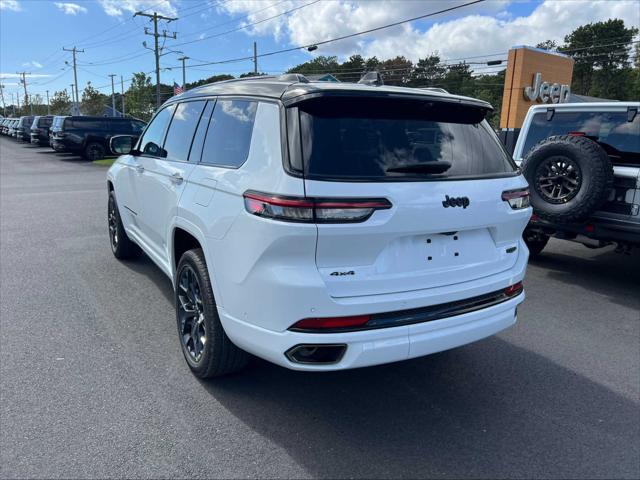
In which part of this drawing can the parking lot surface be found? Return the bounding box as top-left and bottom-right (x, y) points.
(1, 137), (639, 479)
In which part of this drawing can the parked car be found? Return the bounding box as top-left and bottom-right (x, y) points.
(0, 118), (13, 135)
(49, 115), (68, 149)
(8, 119), (20, 138)
(30, 115), (54, 145)
(514, 102), (639, 255)
(51, 116), (147, 159)
(15, 116), (34, 141)
(106, 74), (531, 377)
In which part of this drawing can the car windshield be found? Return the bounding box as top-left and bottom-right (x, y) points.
(522, 110), (640, 166)
(296, 96), (516, 181)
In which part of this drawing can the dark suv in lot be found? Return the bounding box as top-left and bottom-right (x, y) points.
(16, 116), (35, 141)
(51, 116), (146, 159)
(30, 115), (54, 145)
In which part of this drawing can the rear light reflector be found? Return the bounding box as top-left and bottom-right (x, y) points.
(502, 188), (530, 210)
(290, 315), (371, 331)
(504, 281), (523, 297)
(243, 191), (391, 223)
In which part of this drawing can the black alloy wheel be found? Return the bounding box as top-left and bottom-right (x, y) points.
(177, 265), (207, 364)
(534, 155), (582, 204)
(108, 194), (119, 251)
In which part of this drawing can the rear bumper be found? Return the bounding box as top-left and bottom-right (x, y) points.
(219, 291), (522, 371)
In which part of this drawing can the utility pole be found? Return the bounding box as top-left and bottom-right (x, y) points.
(70, 84), (75, 107)
(17, 71), (32, 115)
(16, 91), (20, 112)
(135, 11), (177, 108)
(177, 56), (189, 90)
(120, 75), (125, 117)
(108, 74), (117, 116)
(46, 90), (50, 115)
(253, 41), (258, 74)
(63, 46), (84, 114)
(0, 83), (6, 114)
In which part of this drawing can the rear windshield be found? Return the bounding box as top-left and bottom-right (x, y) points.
(522, 110), (640, 165)
(296, 97), (515, 181)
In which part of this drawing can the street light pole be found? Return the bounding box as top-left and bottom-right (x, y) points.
(177, 56), (189, 90)
(46, 90), (50, 115)
(63, 47), (84, 113)
(120, 76), (125, 117)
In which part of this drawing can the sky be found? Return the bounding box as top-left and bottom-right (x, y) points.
(0, 0), (638, 103)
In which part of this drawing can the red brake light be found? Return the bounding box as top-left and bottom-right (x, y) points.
(568, 131), (586, 136)
(290, 315), (371, 331)
(502, 188), (530, 210)
(243, 191), (391, 223)
(504, 281), (523, 297)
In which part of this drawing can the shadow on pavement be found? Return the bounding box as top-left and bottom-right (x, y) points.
(202, 339), (639, 479)
(529, 245), (640, 311)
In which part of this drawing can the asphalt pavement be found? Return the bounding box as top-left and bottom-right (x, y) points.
(1, 137), (639, 479)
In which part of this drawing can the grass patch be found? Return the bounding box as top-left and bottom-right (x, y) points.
(93, 157), (116, 167)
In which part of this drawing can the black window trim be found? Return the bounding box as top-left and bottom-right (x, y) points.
(136, 104), (176, 160)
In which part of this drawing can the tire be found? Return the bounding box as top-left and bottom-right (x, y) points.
(523, 228), (549, 257)
(521, 135), (613, 223)
(84, 142), (106, 161)
(175, 249), (248, 378)
(108, 191), (140, 259)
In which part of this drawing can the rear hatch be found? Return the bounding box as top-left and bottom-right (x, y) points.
(295, 96), (528, 298)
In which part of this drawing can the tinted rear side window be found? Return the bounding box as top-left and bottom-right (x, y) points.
(522, 111), (640, 164)
(297, 97), (514, 181)
(200, 100), (258, 168)
(163, 101), (207, 162)
(66, 119), (104, 130)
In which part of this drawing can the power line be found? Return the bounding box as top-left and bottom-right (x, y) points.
(171, 0), (487, 69)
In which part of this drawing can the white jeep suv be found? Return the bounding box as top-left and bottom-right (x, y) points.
(107, 75), (531, 377)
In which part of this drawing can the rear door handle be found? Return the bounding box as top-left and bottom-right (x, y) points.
(170, 172), (184, 184)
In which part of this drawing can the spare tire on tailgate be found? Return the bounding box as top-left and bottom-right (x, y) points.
(521, 135), (614, 223)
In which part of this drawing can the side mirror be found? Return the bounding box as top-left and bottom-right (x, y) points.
(110, 135), (138, 155)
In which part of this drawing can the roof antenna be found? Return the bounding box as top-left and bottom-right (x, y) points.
(358, 71), (384, 86)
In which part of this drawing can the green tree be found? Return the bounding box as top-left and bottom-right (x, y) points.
(536, 40), (558, 51)
(378, 56), (413, 86)
(409, 54), (446, 86)
(125, 72), (155, 121)
(186, 74), (234, 89)
(562, 19), (638, 98)
(81, 82), (108, 116)
(288, 55), (340, 76)
(49, 89), (71, 115)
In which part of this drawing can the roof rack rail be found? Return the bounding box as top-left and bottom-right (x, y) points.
(420, 87), (449, 94)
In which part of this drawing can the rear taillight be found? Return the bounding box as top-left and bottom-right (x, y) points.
(504, 281), (523, 297)
(289, 315), (371, 332)
(243, 191), (391, 223)
(502, 188), (530, 209)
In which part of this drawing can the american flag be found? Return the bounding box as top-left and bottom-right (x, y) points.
(173, 82), (184, 95)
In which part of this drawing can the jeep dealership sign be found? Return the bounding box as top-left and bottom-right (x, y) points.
(524, 72), (571, 104)
(500, 46), (575, 130)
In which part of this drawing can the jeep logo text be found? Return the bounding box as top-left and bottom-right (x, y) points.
(442, 195), (470, 209)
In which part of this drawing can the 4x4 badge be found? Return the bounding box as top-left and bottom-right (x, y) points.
(442, 195), (470, 209)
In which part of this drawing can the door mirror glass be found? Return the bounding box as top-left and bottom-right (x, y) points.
(110, 135), (136, 155)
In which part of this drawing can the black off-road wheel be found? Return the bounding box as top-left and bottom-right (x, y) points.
(175, 249), (248, 378)
(84, 142), (106, 161)
(521, 135), (613, 223)
(108, 191), (140, 259)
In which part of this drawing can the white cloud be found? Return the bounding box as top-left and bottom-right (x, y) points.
(22, 61), (44, 69)
(0, 73), (52, 79)
(54, 2), (88, 15)
(218, 0), (639, 65)
(0, 0), (21, 11)
(98, 0), (177, 17)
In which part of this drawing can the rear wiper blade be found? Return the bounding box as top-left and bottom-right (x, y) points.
(386, 161), (452, 174)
